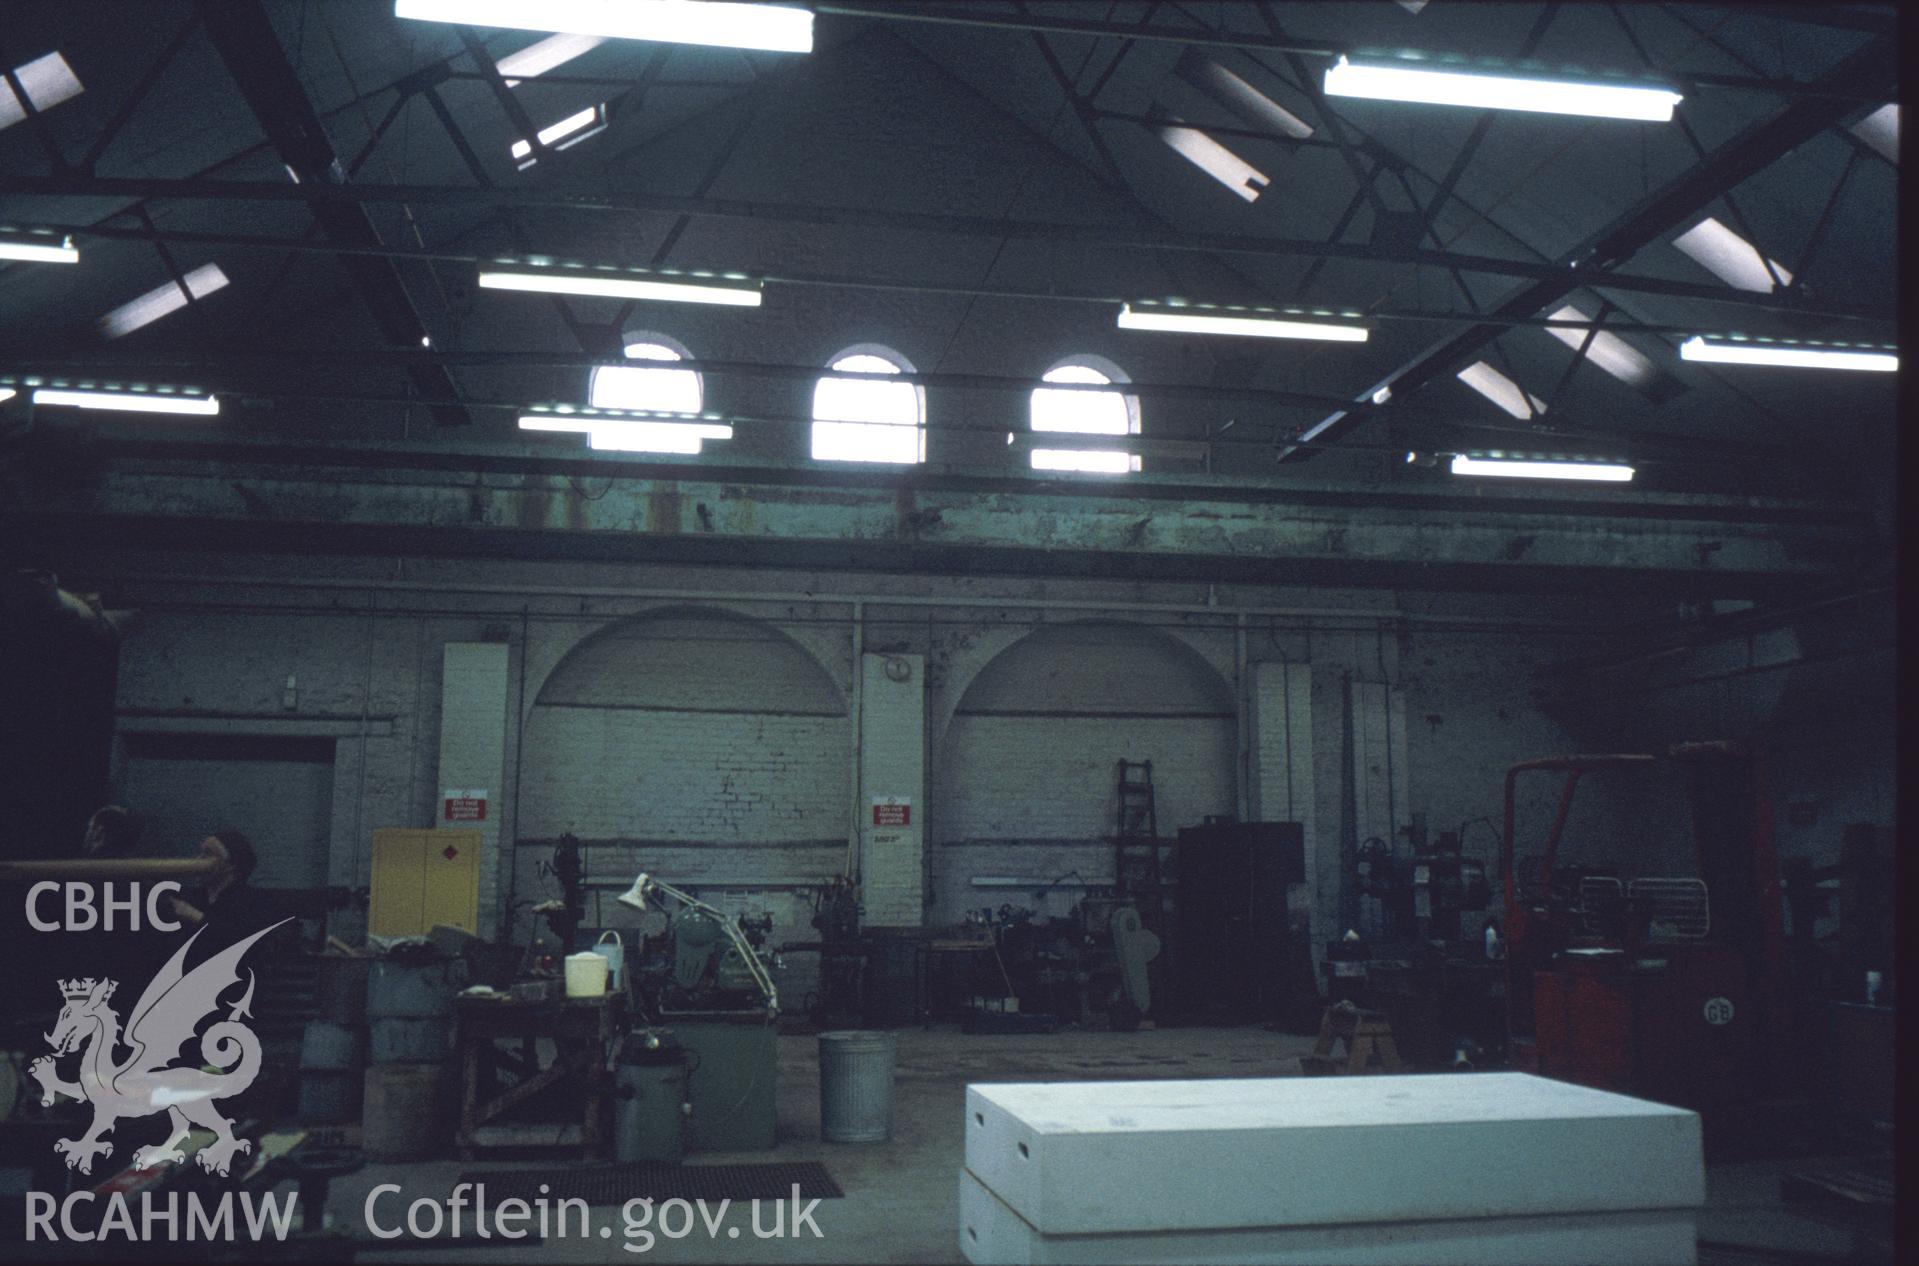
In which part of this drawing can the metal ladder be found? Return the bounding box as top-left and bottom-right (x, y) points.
(1114, 760), (1165, 929)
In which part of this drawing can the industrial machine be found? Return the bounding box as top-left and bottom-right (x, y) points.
(617, 874), (778, 1017)
(1352, 830), (1491, 947)
(1324, 828), (1503, 1065)
(1501, 742), (1792, 1127)
(615, 874), (778, 1152)
(921, 897), (1157, 1031)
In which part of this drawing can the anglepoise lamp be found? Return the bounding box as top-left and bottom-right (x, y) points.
(618, 873), (779, 1012)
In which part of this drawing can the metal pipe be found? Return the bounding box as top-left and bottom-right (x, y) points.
(84, 571), (1423, 625)
(0, 856), (221, 882)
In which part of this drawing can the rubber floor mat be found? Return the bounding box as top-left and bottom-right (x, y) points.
(454, 1161), (843, 1206)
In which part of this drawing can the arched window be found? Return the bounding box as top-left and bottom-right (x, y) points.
(811, 345), (925, 464)
(1029, 356), (1141, 474)
(574, 334), (727, 454)
(590, 336), (702, 413)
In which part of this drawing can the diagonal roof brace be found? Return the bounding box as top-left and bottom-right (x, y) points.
(194, 0), (470, 425)
(1281, 34), (1897, 462)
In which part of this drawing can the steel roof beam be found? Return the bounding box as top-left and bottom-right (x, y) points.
(3, 170), (1889, 320)
(1281, 34), (1897, 461)
(193, 0), (470, 425)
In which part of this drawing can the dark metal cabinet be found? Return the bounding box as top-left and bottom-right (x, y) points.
(1169, 821), (1308, 1025)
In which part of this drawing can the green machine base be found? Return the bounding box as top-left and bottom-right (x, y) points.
(670, 1016), (778, 1152)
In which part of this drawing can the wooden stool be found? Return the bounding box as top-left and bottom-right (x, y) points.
(1301, 1004), (1402, 1074)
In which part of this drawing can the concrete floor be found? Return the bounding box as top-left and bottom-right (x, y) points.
(332, 1026), (1866, 1264)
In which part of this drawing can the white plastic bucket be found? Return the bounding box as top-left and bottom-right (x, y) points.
(592, 930), (625, 990)
(565, 951), (609, 998)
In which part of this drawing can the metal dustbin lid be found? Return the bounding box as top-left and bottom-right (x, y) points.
(818, 1030), (896, 1048)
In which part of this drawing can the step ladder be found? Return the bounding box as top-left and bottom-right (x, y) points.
(1114, 760), (1165, 930)
(1301, 1003), (1402, 1075)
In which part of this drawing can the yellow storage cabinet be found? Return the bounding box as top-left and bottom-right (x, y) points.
(369, 828), (481, 937)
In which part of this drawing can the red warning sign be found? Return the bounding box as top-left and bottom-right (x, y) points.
(443, 788), (487, 821)
(871, 798), (910, 828)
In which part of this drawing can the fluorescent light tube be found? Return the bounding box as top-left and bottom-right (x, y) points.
(1678, 336), (1896, 373)
(0, 388), (15, 404)
(1156, 120), (1269, 201)
(518, 409), (730, 454)
(0, 232), (78, 264)
(1324, 55), (1681, 122)
(479, 262), (761, 306)
(1119, 302), (1368, 342)
(1451, 455), (1633, 482)
(395, 0), (813, 54)
(98, 263), (230, 339)
(34, 387), (220, 416)
(510, 103), (607, 166)
(497, 32), (606, 84)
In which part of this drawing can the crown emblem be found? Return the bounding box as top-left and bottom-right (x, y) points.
(60, 978), (112, 1000)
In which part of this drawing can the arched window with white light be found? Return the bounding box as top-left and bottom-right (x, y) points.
(1028, 356), (1141, 474)
(810, 345), (926, 464)
(591, 335), (702, 412)
(558, 333), (729, 455)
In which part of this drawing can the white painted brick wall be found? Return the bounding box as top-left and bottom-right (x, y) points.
(438, 643), (510, 927)
(512, 609), (851, 979)
(939, 716), (1235, 842)
(519, 709), (848, 842)
(858, 652), (926, 927)
(103, 565), (1699, 977)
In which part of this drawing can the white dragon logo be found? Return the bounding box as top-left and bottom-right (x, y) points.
(27, 919), (291, 1177)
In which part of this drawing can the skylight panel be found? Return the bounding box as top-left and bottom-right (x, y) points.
(98, 263), (230, 339)
(0, 52), (83, 133)
(811, 352), (925, 464)
(1542, 304), (1655, 387)
(510, 103), (608, 167)
(1156, 120), (1269, 202)
(589, 341), (702, 413)
(496, 32), (606, 85)
(1174, 53), (1313, 139)
(1672, 217), (1791, 293)
(1851, 104), (1898, 164)
(1457, 360), (1546, 419)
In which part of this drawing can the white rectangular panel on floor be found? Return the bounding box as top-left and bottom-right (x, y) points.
(965, 1073), (1702, 1235)
(960, 1168), (1697, 1266)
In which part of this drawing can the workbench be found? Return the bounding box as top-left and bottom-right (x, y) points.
(455, 992), (623, 1159)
